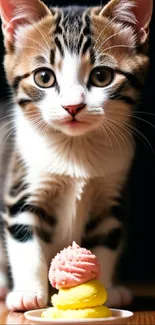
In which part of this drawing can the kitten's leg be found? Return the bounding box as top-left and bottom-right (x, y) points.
(2, 205), (54, 311)
(83, 213), (132, 308)
(92, 246), (132, 308)
(0, 235), (8, 300)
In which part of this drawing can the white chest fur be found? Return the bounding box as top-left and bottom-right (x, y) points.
(16, 111), (133, 179)
(15, 111), (134, 242)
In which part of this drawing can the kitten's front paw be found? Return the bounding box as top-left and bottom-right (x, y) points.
(105, 286), (133, 308)
(0, 271), (8, 300)
(6, 290), (48, 311)
(0, 287), (8, 301)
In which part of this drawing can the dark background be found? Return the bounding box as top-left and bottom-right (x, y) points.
(0, 0), (155, 284)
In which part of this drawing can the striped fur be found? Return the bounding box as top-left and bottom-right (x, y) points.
(0, 0), (153, 311)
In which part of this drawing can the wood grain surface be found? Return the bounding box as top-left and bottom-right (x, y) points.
(1, 303), (155, 325)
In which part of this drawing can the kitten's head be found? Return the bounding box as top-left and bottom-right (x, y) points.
(0, 0), (153, 137)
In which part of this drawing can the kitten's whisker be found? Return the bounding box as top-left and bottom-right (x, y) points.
(104, 119), (129, 154)
(28, 116), (47, 134)
(102, 121), (124, 154)
(2, 126), (16, 147)
(107, 119), (132, 142)
(125, 124), (154, 150)
(0, 96), (14, 105)
(110, 111), (155, 130)
(37, 120), (47, 134)
(0, 114), (16, 123)
(133, 111), (155, 117)
(19, 35), (48, 54)
(130, 115), (155, 130)
(0, 120), (14, 132)
(95, 29), (129, 55)
(97, 122), (113, 149)
(94, 16), (117, 46)
(19, 53), (36, 63)
(105, 116), (132, 136)
(1, 101), (15, 109)
(40, 123), (47, 136)
(19, 45), (48, 54)
(109, 110), (155, 118)
(34, 22), (51, 50)
(107, 117), (155, 155)
(95, 44), (136, 57)
(103, 44), (136, 52)
(28, 117), (42, 126)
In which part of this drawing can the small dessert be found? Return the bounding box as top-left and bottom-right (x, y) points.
(42, 242), (112, 319)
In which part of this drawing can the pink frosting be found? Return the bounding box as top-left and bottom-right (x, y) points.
(49, 242), (100, 289)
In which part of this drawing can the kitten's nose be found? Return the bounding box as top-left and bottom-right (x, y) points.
(62, 103), (85, 116)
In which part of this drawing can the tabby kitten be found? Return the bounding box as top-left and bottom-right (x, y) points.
(0, 0), (153, 311)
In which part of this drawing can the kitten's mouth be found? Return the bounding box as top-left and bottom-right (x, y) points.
(53, 114), (96, 136)
(64, 118), (80, 127)
(60, 116), (81, 125)
(56, 115), (90, 131)
(65, 117), (88, 127)
(69, 117), (79, 123)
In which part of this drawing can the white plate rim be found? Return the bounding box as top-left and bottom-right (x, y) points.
(24, 308), (133, 323)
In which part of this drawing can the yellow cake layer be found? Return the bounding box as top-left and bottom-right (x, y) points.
(52, 279), (107, 310)
(42, 306), (112, 319)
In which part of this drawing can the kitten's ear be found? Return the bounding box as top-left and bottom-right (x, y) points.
(100, 0), (153, 43)
(0, 0), (50, 49)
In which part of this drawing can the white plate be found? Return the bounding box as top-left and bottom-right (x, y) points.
(24, 308), (133, 325)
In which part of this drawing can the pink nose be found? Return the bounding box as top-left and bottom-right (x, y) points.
(62, 103), (85, 116)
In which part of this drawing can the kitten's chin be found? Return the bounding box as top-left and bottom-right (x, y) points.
(50, 119), (97, 137)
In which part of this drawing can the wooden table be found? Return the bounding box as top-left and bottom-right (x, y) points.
(1, 302), (155, 325)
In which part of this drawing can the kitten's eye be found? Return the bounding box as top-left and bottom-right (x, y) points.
(34, 68), (56, 88)
(89, 67), (114, 87)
